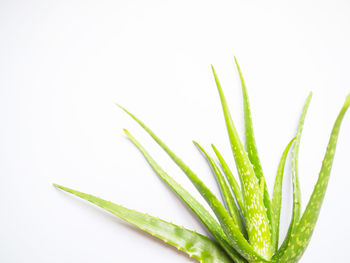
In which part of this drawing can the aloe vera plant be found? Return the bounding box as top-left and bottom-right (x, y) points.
(55, 59), (350, 263)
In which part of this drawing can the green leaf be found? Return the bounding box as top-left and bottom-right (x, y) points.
(54, 184), (233, 263)
(124, 129), (247, 263)
(119, 106), (267, 262)
(193, 141), (247, 238)
(211, 144), (244, 214)
(271, 137), (295, 252)
(212, 65), (272, 259)
(234, 58), (274, 245)
(234, 57), (264, 192)
(278, 94), (350, 262)
(274, 92), (312, 259)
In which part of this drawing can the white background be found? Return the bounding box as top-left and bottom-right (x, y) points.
(1, 0), (350, 262)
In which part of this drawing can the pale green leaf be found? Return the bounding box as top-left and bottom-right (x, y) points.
(54, 184), (233, 263)
(271, 137), (295, 252)
(119, 106), (267, 262)
(124, 129), (246, 263)
(274, 92), (312, 259)
(212, 65), (272, 259)
(234, 57), (273, 243)
(278, 94), (350, 262)
(211, 144), (244, 214)
(193, 141), (247, 238)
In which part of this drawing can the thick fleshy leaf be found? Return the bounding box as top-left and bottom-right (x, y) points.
(119, 106), (268, 262)
(212, 65), (272, 259)
(124, 130), (246, 263)
(193, 141), (247, 238)
(274, 92), (312, 259)
(271, 137), (295, 252)
(278, 94), (350, 262)
(54, 184), (233, 263)
(234, 58), (273, 242)
(211, 144), (244, 213)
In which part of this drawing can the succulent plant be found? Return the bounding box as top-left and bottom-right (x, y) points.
(55, 58), (350, 263)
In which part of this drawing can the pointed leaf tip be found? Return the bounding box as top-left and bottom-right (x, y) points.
(124, 132), (247, 263)
(271, 137), (296, 252)
(116, 103), (124, 110)
(54, 183), (66, 190)
(211, 65), (217, 74)
(121, 108), (264, 262)
(57, 185), (234, 263)
(277, 92), (350, 262)
(117, 104), (132, 116)
(275, 92), (313, 259)
(194, 141), (248, 240)
(234, 57), (239, 67)
(345, 93), (350, 106)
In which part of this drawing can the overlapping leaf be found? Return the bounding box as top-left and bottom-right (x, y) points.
(277, 94), (350, 262)
(212, 65), (272, 259)
(124, 129), (246, 263)
(194, 141), (247, 238)
(54, 61), (349, 263)
(274, 93), (312, 260)
(119, 106), (267, 262)
(211, 144), (244, 214)
(234, 58), (273, 236)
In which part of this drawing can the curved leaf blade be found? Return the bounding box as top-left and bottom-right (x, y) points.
(124, 129), (247, 263)
(234, 57), (273, 242)
(234, 57), (264, 182)
(54, 184), (233, 263)
(119, 106), (267, 262)
(212, 65), (272, 259)
(211, 144), (244, 214)
(278, 94), (350, 262)
(194, 141), (247, 238)
(271, 137), (295, 252)
(274, 92), (312, 259)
